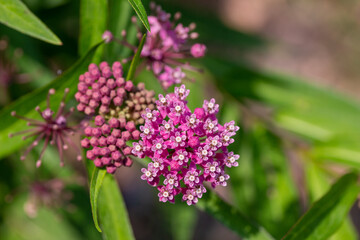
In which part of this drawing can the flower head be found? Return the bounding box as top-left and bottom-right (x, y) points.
(9, 88), (82, 167)
(121, 3), (206, 89)
(133, 84), (240, 205)
(77, 62), (156, 173)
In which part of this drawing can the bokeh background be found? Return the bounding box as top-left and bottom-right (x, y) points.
(1, 0), (360, 239)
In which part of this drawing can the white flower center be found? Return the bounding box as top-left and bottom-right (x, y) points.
(156, 143), (162, 149)
(144, 128), (150, 134)
(168, 179), (174, 184)
(145, 171), (151, 177)
(188, 195), (194, 200)
(164, 123), (170, 129)
(229, 125), (234, 130)
(135, 145), (141, 151)
(224, 135), (230, 141)
(208, 123), (214, 129)
(189, 175), (195, 181)
(179, 88), (185, 93)
(202, 150), (208, 156)
(229, 157), (235, 163)
(154, 162), (159, 168)
(210, 166), (216, 172)
(208, 102), (214, 108)
(178, 154), (184, 160)
(219, 176), (225, 182)
(146, 112), (152, 118)
(190, 118), (195, 124)
(163, 191), (169, 198)
(175, 136), (182, 142)
(211, 140), (217, 146)
(175, 105), (181, 112)
(196, 188), (201, 194)
(160, 98), (166, 103)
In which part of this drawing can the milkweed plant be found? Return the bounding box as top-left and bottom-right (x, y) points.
(1, 1), (360, 240)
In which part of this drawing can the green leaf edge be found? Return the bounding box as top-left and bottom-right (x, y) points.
(282, 172), (360, 240)
(90, 167), (107, 232)
(127, 0), (151, 32)
(126, 33), (147, 81)
(0, 0), (62, 45)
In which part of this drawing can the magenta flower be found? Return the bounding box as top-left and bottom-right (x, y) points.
(77, 62), (156, 173)
(120, 3), (207, 89)
(133, 84), (240, 205)
(9, 88), (82, 167)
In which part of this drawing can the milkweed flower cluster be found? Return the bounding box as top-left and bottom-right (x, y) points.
(132, 85), (240, 205)
(9, 88), (82, 167)
(76, 62), (156, 173)
(121, 3), (206, 89)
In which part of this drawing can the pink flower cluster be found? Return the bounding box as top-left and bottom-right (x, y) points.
(123, 3), (206, 89)
(81, 115), (137, 174)
(132, 85), (239, 205)
(76, 62), (156, 173)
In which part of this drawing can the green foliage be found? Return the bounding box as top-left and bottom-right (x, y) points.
(282, 172), (360, 240)
(89, 167), (107, 232)
(0, 0), (62, 45)
(79, 0), (107, 62)
(126, 33), (146, 81)
(197, 190), (274, 240)
(127, 0), (150, 32)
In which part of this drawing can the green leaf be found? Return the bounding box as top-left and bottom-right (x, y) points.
(126, 33), (146, 81)
(98, 173), (135, 239)
(197, 190), (274, 240)
(282, 172), (360, 240)
(0, 0), (62, 45)
(127, 0), (150, 32)
(0, 42), (103, 159)
(89, 167), (107, 232)
(79, 0), (107, 62)
(85, 160), (135, 239)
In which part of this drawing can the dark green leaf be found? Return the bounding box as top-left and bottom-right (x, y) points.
(126, 33), (146, 81)
(197, 190), (274, 240)
(0, 42), (103, 159)
(282, 172), (360, 240)
(89, 167), (107, 232)
(0, 0), (62, 45)
(127, 0), (150, 32)
(85, 160), (135, 239)
(79, 0), (107, 62)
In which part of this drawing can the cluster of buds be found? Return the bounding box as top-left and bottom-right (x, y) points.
(120, 3), (206, 89)
(132, 85), (239, 205)
(76, 62), (156, 173)
(9, 88), (82, 167)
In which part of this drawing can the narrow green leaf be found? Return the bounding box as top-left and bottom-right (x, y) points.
(197, 190), (274, 240)
(0, 0), (62, 45)
(79, 0), (107, 62)
(126, 33), (146, 81)
(0, 42), (103, 159)
(127, 0), (150, 32)
(282, 172), (360, 240)
(89, 167), (107, 232)
(98, 174), (135, 240)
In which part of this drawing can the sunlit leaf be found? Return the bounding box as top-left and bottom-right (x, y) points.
(127, 0), (150, 32)
(0, 0), (62, 45)
(282, 172), (360, 240)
